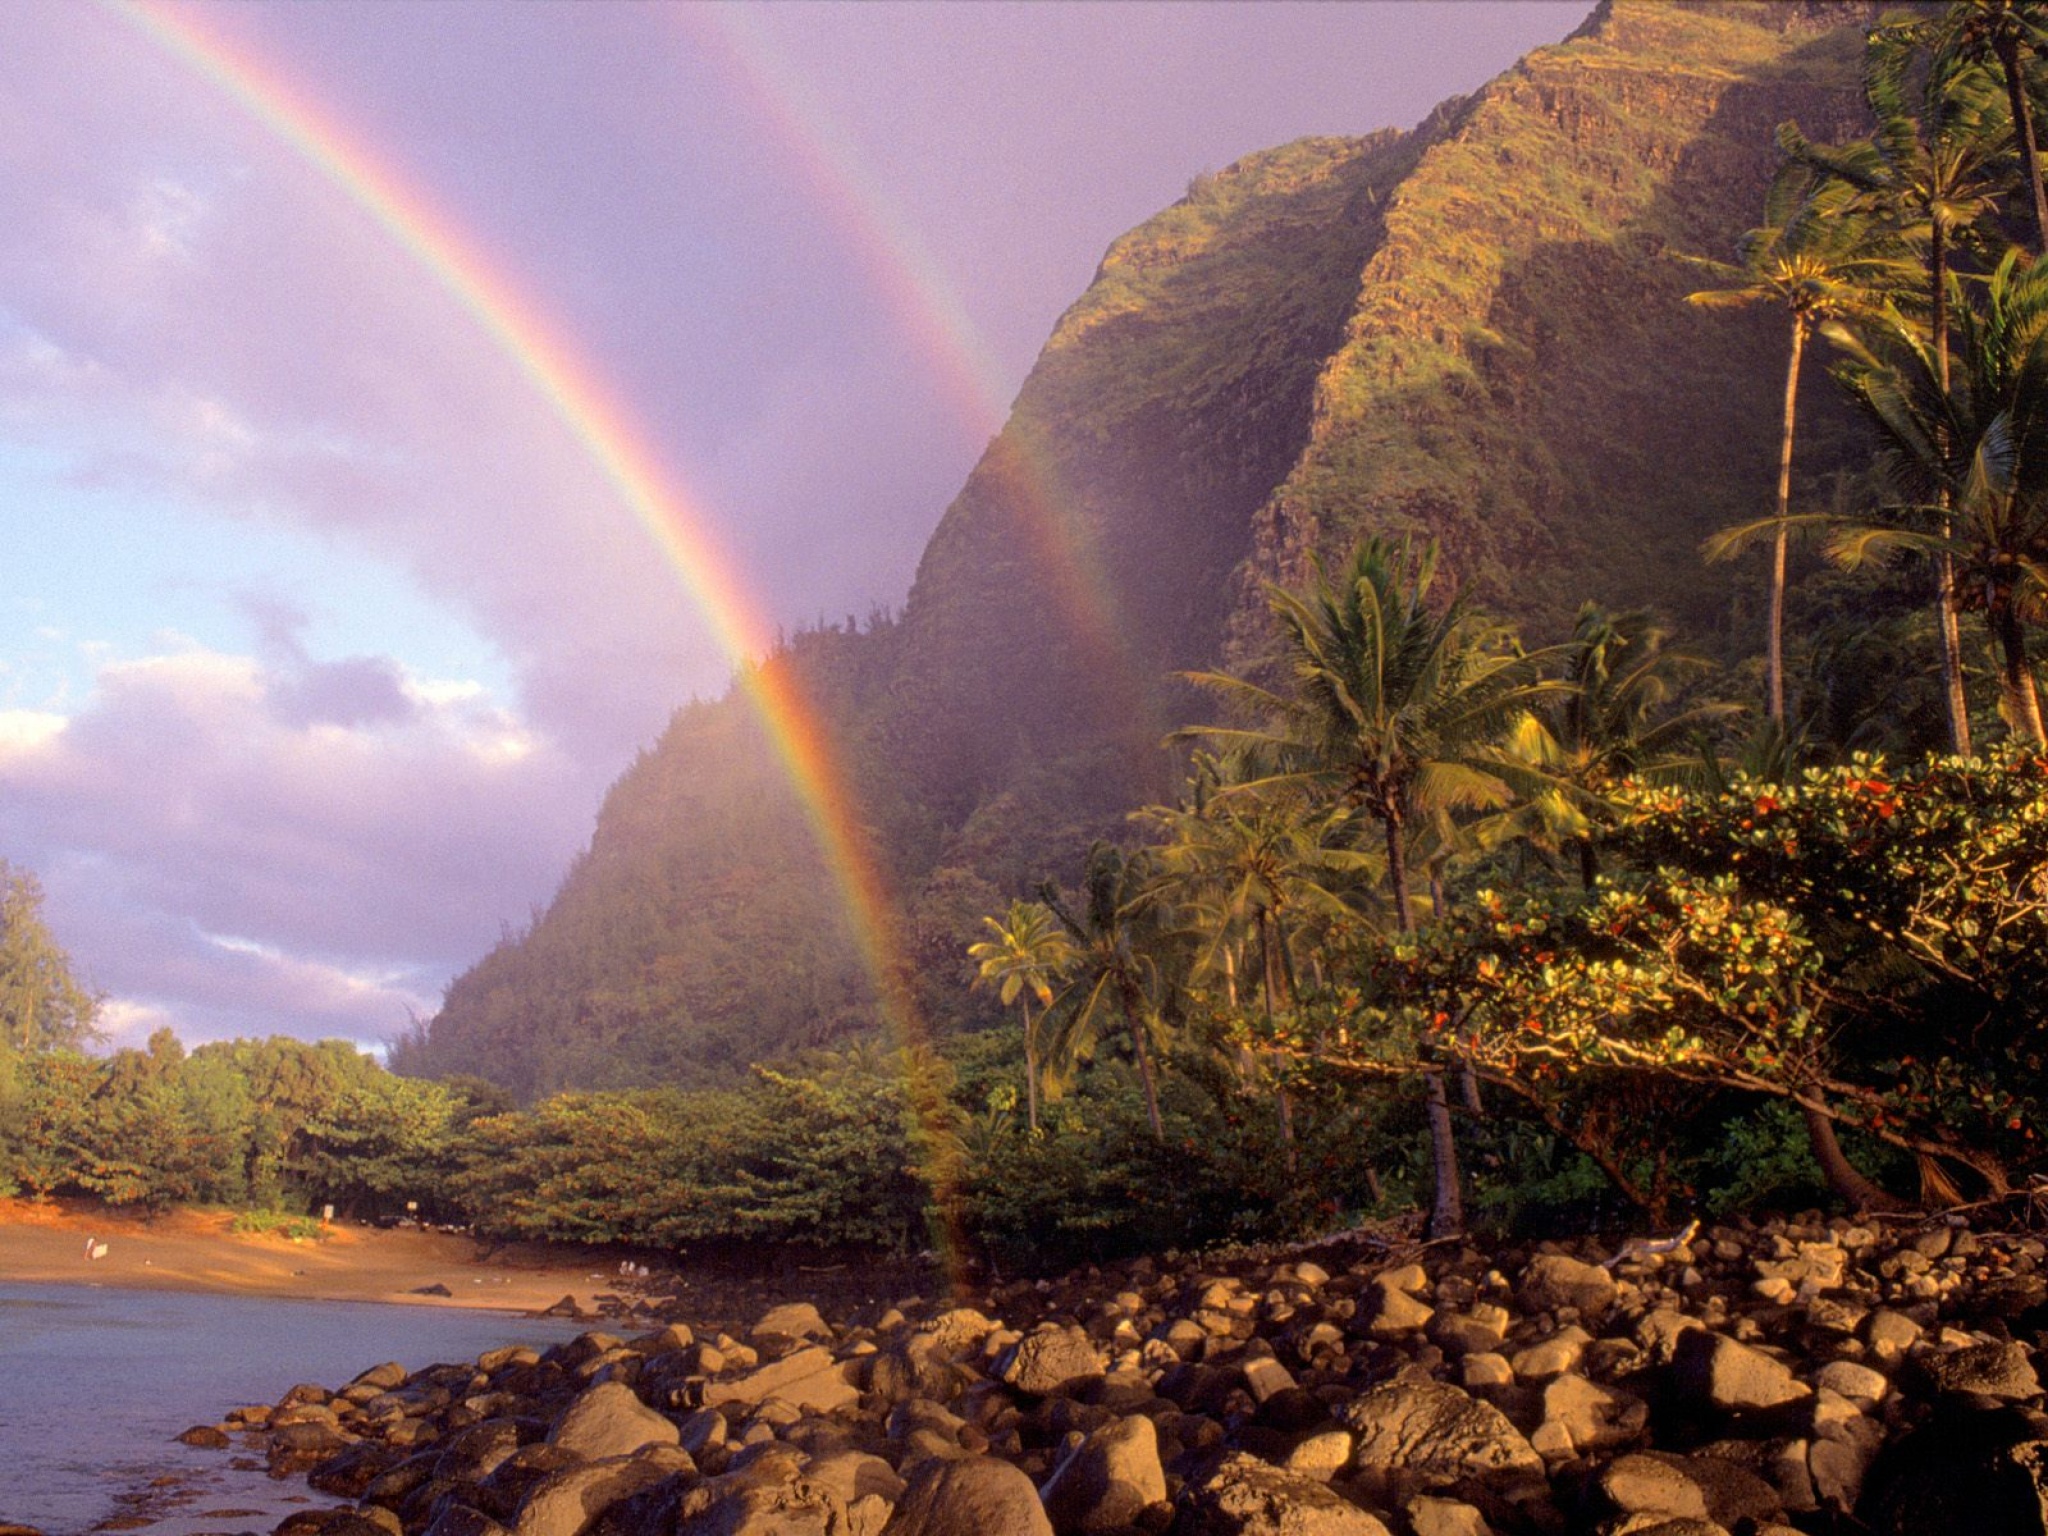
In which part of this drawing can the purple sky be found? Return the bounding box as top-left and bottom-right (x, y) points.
(0, 0), (1592, 1053)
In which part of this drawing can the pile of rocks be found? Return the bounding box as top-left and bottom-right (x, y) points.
(178, 1212), (2048, 1535)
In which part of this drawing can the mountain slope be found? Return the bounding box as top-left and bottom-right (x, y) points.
(406, 1), (1894, 1098)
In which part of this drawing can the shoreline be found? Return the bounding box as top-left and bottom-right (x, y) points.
(0, 1197), (940, 1335)
(0, 1197), (627, 1318)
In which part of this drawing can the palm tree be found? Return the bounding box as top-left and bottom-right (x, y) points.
(1782, 33), (2016, 752)
(1040, 844), (1174, 1140)
(1689, 164), (1912, 723)
(1139, 762), (1376, 1160)
(1183, 538), (1559, 1236)
(1184, 538), (1560, 933)
(967, 900), (1075, 1135)
(1832, 250), (2048, 745)
(1508, 605), (1739, 887)
(1916, 0), (2048, 253)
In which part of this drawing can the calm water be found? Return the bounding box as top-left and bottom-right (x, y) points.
(0, 1283), (583, 1536)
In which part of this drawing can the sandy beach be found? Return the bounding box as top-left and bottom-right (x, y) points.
(0, 1197), (937, 1334)
(0, 1198), (616, 1316)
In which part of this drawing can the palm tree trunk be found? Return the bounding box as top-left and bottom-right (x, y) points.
(1768, 317), (1806, 723)
(1257, 912), (1299, 1172)
(1577, 836), (1599, 892)
(1022, 1001), (1040, 1135)
(1996, 31), (2048, 257)
(1424, 1067), (1463, 1238)
(1120, 988), (1164, 1140)
(1932, 223), (1975, 756)
(1382, 805), (1412, 934)
(1801, 1100), (1905, 1212)
(1990, 596), (2048, 747)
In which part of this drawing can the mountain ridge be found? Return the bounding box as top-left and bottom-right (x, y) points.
(400, 0), (1896, 1098)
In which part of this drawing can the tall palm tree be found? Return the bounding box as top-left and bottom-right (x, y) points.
(1689, 164), (1912, 723)
(1832, 250), (2048, 745)
(968, 900), (1075, 1135)
(1183, 538), (1559, 1236)
(1782, 33), (2015, 752)
(1040, 844), (1174, 1140)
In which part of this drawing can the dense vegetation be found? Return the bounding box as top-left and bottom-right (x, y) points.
(10, 1), (2048, 1270)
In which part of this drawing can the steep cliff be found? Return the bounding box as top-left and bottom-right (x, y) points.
(408, 1), (1894, 1097)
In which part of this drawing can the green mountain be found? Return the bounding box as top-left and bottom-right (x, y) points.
(401, 0), (1895, 1100)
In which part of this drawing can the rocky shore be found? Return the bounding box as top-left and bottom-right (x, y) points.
(98, 1211), (2048, 1536)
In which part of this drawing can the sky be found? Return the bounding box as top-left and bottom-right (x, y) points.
(0, 0), (1594, 1054)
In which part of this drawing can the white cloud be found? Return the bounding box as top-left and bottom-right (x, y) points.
(0, 639), (596, 1048)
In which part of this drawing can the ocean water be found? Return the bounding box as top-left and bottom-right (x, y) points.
(0, 1284), (583, 1536)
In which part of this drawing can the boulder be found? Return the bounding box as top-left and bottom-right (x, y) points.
(1001, 1326), (1105, 1396)
(883, 1456), (1052, 1536)
(1517, 1254), (1615, 1320)
(1597, 1452), (1782, 1529)
(1905, 1339), (2042, 1401)
(1173, 1452), (1393, 1535)
(1529, 1373), (1646, 1457)
(513, 1447), (693, 1536)
(1669, 1331), (1810, 1414)
(548, 1381), (681, 1461)
(1039, 1413), (1167, 1534)
(1859, 1403), (2048, 1535)
(753, 1302), (834, 1344)
(701, 1347), (860, 1414)
(1339, 1377), (1542, 1493)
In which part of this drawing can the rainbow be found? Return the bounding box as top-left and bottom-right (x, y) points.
(110, 0), (949, 1209)
(685, 6), (1139, 689)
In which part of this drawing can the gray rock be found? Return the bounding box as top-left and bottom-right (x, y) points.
(1517, 1254), (1616, 1320)
(1529, 1373), (1645, 1457)
(1670, 1331), (1810, 1413)
(1403, 1496), (1492, 1536)
(1001, 1326), (1105, 1396)
(1598, 1452), (1780, 1528)
(1172, 1452), (1393, 1535)
(513, 1447), (693, 1536)
(1039, 1414), (1167, 1534)
(1339, 1377), (1542, 1491)
(1860, 1403), (2048, 1535)
(753, 1302), (833, 1344)
(1906, 1339), (2042, 1401)
(701, 1347), (860, 1414)
(882, 1456), (1053, 1536)
(548, 1382), (681, 1461)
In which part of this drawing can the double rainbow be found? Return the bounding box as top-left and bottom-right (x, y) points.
(114, 2), (922, 1062)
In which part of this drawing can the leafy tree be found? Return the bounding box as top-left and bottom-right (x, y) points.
(1138, 763), (1374, 1160)
(1184, 538), (1558, 1234)
(1506, 605), (1736, 886)
(968, 900), (1075, 1133)
(1041, 843), (1176, 1140)
(0, 864), (99, 1056)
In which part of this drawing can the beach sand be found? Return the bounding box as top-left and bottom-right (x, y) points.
(0, 1198), (615, 1316)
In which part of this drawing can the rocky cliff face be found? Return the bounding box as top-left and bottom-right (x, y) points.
(411, 1), (1896, 1096)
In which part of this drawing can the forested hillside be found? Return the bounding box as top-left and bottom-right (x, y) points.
(401, 1), (1898, 1098)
